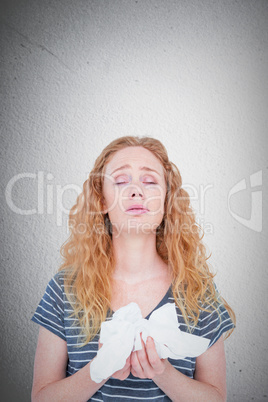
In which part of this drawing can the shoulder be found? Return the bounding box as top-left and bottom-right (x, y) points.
(52, 270), (66, 288)
(198, 282), (235, 347)
(31, 271), (68, 341)
(170, 281), (235, 347)
(44, 271), (66, 298)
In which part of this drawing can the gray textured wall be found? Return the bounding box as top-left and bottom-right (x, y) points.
(1, 0), (267, 401)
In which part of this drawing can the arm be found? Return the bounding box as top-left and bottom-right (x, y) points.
(131, 335), (227, 402)
(32, 326), (131, 401)
(31, 326), (107, 402)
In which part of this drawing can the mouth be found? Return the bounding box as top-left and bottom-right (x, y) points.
(126, 205), (149, 214)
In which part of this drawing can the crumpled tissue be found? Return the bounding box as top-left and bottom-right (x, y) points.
(90, 302), (210, 383)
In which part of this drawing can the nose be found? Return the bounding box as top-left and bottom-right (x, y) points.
(128, 184), (144, 199)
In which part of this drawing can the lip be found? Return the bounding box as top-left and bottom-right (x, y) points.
(126, 204), (149, 214)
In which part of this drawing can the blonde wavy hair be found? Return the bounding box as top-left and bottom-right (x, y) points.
(59, 136), (235, 344)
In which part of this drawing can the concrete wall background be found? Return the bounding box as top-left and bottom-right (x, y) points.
(0, 0), (267, 400)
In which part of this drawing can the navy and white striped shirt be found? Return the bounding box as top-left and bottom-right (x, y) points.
(31, 271), (235, 401)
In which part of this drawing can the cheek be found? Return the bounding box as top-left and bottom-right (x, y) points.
(103, 187), (124, 217)
(145, 188), (166, 208)
(103, 185), (117, 207)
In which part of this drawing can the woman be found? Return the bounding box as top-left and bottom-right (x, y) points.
(31, 136), (235, 401)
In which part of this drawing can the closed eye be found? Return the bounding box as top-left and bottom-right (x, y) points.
(115, 181), (156, 185)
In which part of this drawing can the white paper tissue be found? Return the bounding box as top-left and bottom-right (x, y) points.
(90, 302), (210, 383)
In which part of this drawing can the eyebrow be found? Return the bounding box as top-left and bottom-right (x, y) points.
(110, 164), (161, 176)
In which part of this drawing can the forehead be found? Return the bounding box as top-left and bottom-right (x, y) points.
(105, 146), (164, 174)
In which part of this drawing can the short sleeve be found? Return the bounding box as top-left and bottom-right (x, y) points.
(31, 272), (66, 341)
(198, 283), (235, 348)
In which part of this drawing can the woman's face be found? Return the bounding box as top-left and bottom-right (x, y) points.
(102, 146), (167, 237)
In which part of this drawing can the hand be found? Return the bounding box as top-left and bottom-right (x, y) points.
(111, 355), (131, 381)
(130, 334), (167, 379)
(97, 341), (131, 381)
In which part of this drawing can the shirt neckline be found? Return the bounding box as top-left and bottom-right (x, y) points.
(109, 284), (173, 320)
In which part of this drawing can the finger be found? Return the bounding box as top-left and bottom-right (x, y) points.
(130, 351), (146, 379)
(120, 364), (131, 379)
(112, 358), (131, 380)
(124, 355), (131, 369)
(115, 355), (131, 374)
(146, 337), (165, 374)
(145, 337), (159, 366)
(113, 367), (130, 381)
(130, 367), (138, 377)
(135, 336), (155, 378)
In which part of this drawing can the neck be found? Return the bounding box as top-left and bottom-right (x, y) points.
(111, 232), (167, 284)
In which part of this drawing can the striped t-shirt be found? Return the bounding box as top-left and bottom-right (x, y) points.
(31, 271), (235, 401)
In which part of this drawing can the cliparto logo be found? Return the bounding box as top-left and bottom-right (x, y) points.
(228, 170), (263, 232)
(4, 169), (263, 234)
